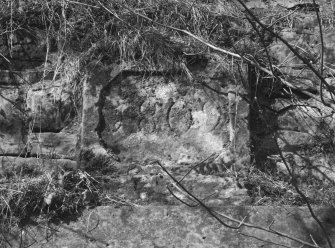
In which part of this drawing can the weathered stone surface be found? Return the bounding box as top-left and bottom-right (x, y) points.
(270, 27), (335, 75)
(7, 205), (335, 248)
(3, 4), (335, 248)
(80, 62), (115, 148)
(80, 62), (249, 168)
(0, 87), (26, 155)
(28, 132), (77, 159)
(277, 130), (314, 150)
(0, 157), (77, 175)
(276, 98), (335, 134)
(266, 96), (335, 175)
(26, 80), (76, 132)
(0, 69), (47, 85)
(227, 89), (250, 163)
(0, 29), (47, 70)
(101, 75), (243, 164)
(127, 162), (250, 206)
(269, 152), (335, 182)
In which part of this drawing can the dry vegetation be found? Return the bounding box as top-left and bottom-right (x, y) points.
(1, 0), (335, 247)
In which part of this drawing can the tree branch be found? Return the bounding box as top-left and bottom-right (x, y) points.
(118, 0), (335, 109)
(274, 133), (333, 248)
(156, 160), (321, 248)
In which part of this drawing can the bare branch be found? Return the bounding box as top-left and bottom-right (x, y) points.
(156, 160), (322, 248)
(118, 1), (335, 109)
(312, 0), (332, 106)
(235, 0), (335, 108)
(178, 153), (217, 183)
(155, 160), (240, 229)
(239, 231), (295, 248)
(273, 133), (333, 248)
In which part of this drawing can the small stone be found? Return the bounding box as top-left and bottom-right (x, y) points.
(44, 192), (56, 205)
(140, 192), (147, 200)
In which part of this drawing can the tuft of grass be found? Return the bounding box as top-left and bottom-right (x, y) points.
(0, 168), (100, 246)
(238, 165), (335, 207)
(0, 0), (248, 71)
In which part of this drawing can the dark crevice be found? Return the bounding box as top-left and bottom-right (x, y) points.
(287, 3), (319, 11)
(165, 99), (175, 131)
(248, 65), (278, 169)
(31, 128), (63, 133)
(0, 153), (35, 158)
(248, 64), (317, 170)
(289, 87), (316, 99)
(0, 151), (76, 160)
(0, 153), (76, 160)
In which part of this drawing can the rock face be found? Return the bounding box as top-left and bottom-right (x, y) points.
(0, 39), (250, 206)
(8, 205), (335, 248)
(0, 29), (79, 163)
(0, 86), (26, 155)
(2, 1), (335, 247)
(76, 61), (250, 207)
(245, 1), (335, 182)
(26, 80), (76, 132)
(0, 73), (78, 159)
(80, 62), (249, 169)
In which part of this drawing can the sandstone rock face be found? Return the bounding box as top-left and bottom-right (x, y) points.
(0, 50), (251, 210)
(2, 6), (335, 247)
(0, 70), (46, 85)
(249, 3), (335, 181)
(0, 31), (79, 166)
(101, 76), (228, 162)
(76, 61), (251, 206)
(0, 29), (47, 70)
(28, 132), (77, 159)
(26, 80), (76, 132)
(0, 75), (78, 159)
(0, 87), (26, 155)
(7, 205), (335, 248)
(80, 62), (250, 170)
(125, 161), (251, 206)
(270, 152), (335, 182)
(0, 157), (77, 177)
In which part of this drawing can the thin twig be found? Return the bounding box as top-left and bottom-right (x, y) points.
(274, 133), (333, 248)
(120, 1), (335, 109)
(235, 0), (335, 108)
(167, 187), (198, 207)
(65, 0), (99, 8)
(178, 153), (217, 183)
(215, 209), (320, 248)
(312, 0), (331, 106)
(157, 160), (321, 248)
(239, 231), (294, 248)
(155, 161), (240, 229)
(0, 53), (10, 63)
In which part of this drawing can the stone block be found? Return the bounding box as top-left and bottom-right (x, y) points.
(270, 152), (335, 182)
(26, 80), (75, 132)
(8, 205), (335, 248)
(276, 100), (331, 134)
(0, 70), (45, 85)
(98, 74), (246, 164)
(0, 88), (26, 155)
(277, 130), (314, 150)
(0, 157), (77, 175)
(28, 132), (77, 159)
(80, 63), (249, 167)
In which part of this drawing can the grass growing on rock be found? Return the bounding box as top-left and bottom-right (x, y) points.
(237, 165), (335, 207)
(0, 157), (139, 246)
(0, 164), (100, 246)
